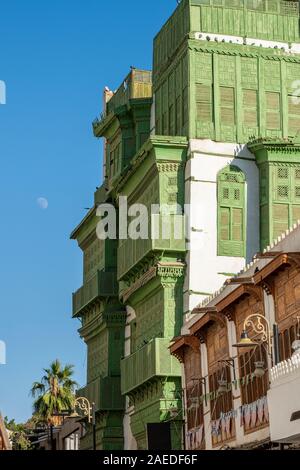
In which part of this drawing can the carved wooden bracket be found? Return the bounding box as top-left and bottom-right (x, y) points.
(170, 335), (201, 363)
(222, 306), (236, 322)
(184, 335), (201, 353)
(261, 280), (274, 297)
(195, 331), (207, 344)
(243, 284), (264, 302)
(287, 254), (300, 274)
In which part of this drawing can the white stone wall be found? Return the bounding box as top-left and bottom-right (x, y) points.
(184, 139), (260, 314)
(269, 354), (300, 444)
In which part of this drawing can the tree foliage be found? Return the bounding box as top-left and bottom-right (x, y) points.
(4, 417), (32, 450)
(31, 359), (77, 425)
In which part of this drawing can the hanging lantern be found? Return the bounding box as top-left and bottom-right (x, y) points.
(253, 361), (265, 378)
(217, 379), (228, 395)
(233, 330), (258, 349)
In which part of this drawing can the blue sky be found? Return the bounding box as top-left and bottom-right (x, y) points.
(0, 0), (175, 423)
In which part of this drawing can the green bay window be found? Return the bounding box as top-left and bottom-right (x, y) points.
(217, 165), (246, 257)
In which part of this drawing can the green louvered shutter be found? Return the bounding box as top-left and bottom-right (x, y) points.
(272, 167), (289, 239)
(220, 207), (230, 242)
(218, 166), (245, 257)
(196, 84), (212, 122)
(273, 204), (289, 239)
(266, 92), (281, 130)
(243, 90), (258, 127)
(288, 94), (300, 137)
(155, 88), (162, 134)
(176, 96), (181, 135)
(220, 87), (235, 125)
(232, 208), (243, 242)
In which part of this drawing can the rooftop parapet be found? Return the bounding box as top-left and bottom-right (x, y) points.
(93, 69), (152, 133)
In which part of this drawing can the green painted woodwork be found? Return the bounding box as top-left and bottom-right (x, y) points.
(100, 98), (152, 190)
(248, 138), (300, 249)
(116, 136), (187, 281)
(72, 270), (118, 318)
(120, 262), (184, 449)
(118, 214), (186, 281)
(72, 83), (188, 450)
(155, 52), (189, 138)
(155, 43), (300, 142)
(106, 70), (152, 118)
(83, 238), (105, 282)
(217, 165), (246, 257)
(71, 191), (125, 450)
(93, 69), (153, 191)
(129, 378), (183, 450)
(93, 70), (152, 135)
(80, 412), (124, 451)
(128, 267), (185, 349)
(121, 339), (181, 396)
(79, 310), (126, 381)
(154, 0), (300, 83)
(75, 307), (126, 450)
(87, 328), (109, 381)
(77, 376), (125, 412)
(189, 0), (299, 42)
(71, 0), (300, 450)
(153, 0), (300, 143)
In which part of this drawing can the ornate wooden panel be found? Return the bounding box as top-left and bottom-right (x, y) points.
(234, 293), (265, 339)
(274, 264), (300, 359)
(207, 321), (229, 371)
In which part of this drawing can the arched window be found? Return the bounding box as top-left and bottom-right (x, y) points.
(217, 165), (246, 257)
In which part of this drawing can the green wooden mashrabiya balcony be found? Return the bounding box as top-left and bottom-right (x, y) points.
(118, 213), (186, 280)
(93, 69), (152, 135)
(121, 338), (181, 396)
(76, 376), (124, 412)
(72, 270), (118, 317)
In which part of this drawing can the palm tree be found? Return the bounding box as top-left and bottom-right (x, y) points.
(31, 360), (77, 426)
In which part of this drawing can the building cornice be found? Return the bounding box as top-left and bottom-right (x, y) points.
(79, 310), (126, 340)
(188, 38), (300, 62)
(247, 137), (300, 154)
(122, 262), (185, 303)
